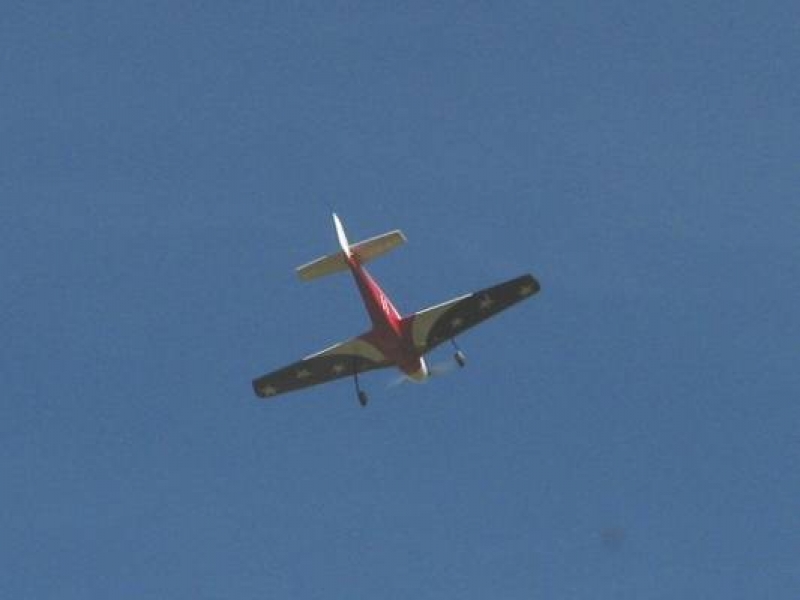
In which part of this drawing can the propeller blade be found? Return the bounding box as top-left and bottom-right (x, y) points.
(386, 373), (410, 389)
(429, 360), (458, 376)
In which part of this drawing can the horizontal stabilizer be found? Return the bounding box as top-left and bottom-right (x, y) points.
(296, 229), (406, 281)
(352, 230), (406, 263)
(296, 252), (349, 281)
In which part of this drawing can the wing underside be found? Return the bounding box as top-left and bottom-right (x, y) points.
(253, 274), (540, 399)
(252, 334), (392, 399)
(405, 274), (540, 354)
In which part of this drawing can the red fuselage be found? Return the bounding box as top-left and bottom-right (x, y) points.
(346, 257), (429, 380)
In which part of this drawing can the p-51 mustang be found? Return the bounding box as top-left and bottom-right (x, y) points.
(252, 214), (540, 405)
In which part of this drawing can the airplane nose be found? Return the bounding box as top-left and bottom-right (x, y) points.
(407, 358), (429, 382)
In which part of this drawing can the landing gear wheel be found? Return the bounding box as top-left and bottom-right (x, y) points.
(451, 339), (466, 368)
(358, 390), (369, 407)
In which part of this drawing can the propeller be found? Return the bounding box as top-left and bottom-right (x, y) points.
(386, 356), (462, 388)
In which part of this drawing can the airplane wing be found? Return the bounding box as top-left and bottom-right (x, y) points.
(252, 333), (393, 399)
(404, 274), (540, 354)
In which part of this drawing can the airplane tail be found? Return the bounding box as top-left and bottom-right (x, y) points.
(296, 213), (407, 282)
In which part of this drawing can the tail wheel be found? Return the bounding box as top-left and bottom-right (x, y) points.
(358, 390), (369, 407)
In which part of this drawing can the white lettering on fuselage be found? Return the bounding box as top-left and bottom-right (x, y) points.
(380, 292), (399, 319)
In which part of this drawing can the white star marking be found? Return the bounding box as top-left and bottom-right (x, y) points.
(450, 316), (464, 329)
(262, 385), (278, 397)
(331, 363), (346, 375)
(518, 283), (535, 297)
(479, 294), (494, 310)
(296, 368), (312, 380)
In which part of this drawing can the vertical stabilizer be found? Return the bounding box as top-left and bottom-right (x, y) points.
(333, 213), (352, 257)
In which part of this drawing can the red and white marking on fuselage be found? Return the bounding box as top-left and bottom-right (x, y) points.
(346, 255), (429, 382)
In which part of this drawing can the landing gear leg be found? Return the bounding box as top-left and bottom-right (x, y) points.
(353, 362), (368, 407)
(451, 339), (466, 368)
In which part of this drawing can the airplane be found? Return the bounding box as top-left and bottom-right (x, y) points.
(252, 214), (540, 406)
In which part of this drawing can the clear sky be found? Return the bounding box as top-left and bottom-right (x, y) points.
(2, 2), (799, 598)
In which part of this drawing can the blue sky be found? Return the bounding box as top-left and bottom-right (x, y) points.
(2, 2), (799, 598)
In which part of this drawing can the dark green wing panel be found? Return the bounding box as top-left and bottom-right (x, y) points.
(406, 274), (540, 354)
(252, 335), (392, 399)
